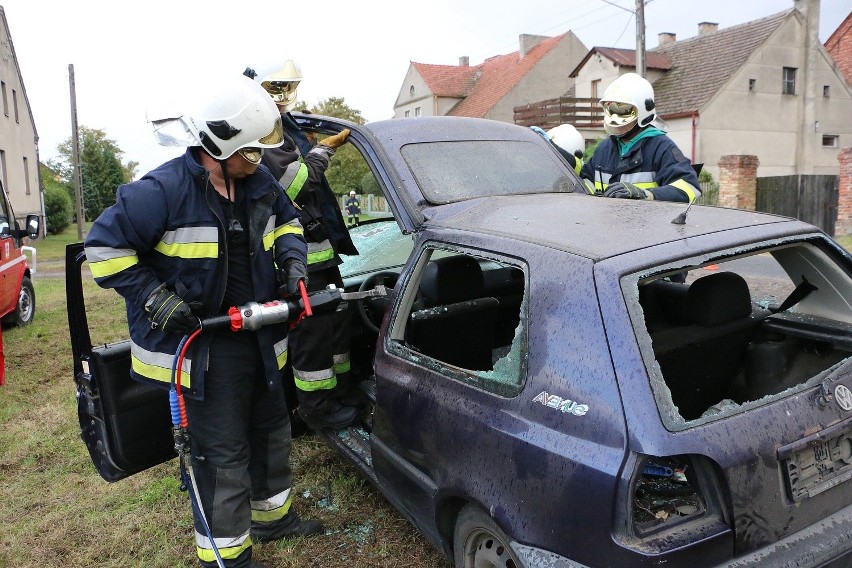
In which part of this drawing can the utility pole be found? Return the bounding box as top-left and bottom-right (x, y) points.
(635, 0), (646, 78)
(69, 64), (85, 240)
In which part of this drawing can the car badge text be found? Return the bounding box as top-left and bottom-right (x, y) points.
(533, 391), (588, 416)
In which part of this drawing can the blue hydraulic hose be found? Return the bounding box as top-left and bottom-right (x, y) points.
(170, 332), (225, 568)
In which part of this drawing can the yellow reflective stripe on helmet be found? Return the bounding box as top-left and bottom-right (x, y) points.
(196, 530), (251, 563)
(671, 178), (700, 202)
(285, 163), (308, 201)
(263, 217), (304, 251)
(251, 488), (293, 523)
(131, 341), (191, 387)
(307, 239), (334, 265)
(89, 254), (138, 278)
(155, 227), (219, 259)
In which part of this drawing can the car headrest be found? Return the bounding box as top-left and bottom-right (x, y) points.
(687, 271), (752, 327)
(420, 256), (484, 305)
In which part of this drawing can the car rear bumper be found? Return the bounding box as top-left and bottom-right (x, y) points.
(512, 502), (852, 568)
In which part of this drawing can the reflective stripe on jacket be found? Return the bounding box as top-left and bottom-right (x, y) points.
(84, 148), (307, 398)
(580, 132), (701, 202)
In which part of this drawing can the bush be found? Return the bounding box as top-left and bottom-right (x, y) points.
(44, 184), (73, 235)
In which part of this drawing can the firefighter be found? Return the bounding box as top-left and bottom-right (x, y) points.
(85, 74), (322, 568)
(530, 124), (584, 174)
(345, 190), (361, 226)
(579, 72), (701, 202)
(258, 60), (362, 431)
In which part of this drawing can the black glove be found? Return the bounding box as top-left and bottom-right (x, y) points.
(144, 284), (200, 334)
(603, 181), (648, 199)
(279, 259), (308, 296)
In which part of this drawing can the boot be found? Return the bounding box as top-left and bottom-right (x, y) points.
(297, 402), (357, 431)
(252, 511), (325, 544)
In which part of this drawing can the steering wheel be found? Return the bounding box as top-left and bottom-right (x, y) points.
(356, 271), (398, 335)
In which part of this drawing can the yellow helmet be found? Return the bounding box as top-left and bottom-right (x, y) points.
(261, 60), (303, 110)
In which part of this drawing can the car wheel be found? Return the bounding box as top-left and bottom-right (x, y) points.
(6, 276), (35, 327)
(453, 504), (522, 568)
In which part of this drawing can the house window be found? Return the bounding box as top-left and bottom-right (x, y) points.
(822, 135), (839, 148)
(12, 89), (18, 122)
(749, 79), (756, 92)
(782, 67), (797, 95)
(823, 85), (830, 98)
(405, 110), (410, 118)
(23, 157), (30, 195)
(414, 106), (421, 117)
(1, 81), (7, 116)
(409, 85), (415, 96)
(591, 79), (601, 98)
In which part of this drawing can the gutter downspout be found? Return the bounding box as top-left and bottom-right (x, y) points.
(691, 111), (698, 164)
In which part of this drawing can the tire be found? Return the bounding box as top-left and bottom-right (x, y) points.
(453, 504), (522, 568)
(7, 276), (35, 327)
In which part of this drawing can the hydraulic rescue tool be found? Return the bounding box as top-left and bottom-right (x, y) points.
(169, 281), (387, 568)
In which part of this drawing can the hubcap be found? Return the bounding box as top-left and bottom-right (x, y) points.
(465, 528), (516, 568)
(18, 287), (33, 322)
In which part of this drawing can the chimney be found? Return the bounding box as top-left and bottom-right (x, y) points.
(658, 32), (677, 45)
(459, 56), (469, 67)
(519, 34), (550, 58)
(698, 22), (719, 36)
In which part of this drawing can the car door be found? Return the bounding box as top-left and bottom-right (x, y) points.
(0, 183), (19, 315)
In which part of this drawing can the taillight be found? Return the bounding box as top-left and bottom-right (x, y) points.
(614, 453), (733, 557)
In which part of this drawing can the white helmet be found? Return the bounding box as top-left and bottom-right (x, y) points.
(148, 75), (284, 162)
(261, 60), (303, 111)
(547, 124), (584, 158)
(349, 190), (356, 196)
(600, 72), (656, 137)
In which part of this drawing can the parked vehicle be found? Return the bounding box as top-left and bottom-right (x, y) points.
(0, 180), (39, 327)
(67, 116), (852, 567)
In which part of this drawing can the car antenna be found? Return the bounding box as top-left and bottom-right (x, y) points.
(671, 199), (694, 225)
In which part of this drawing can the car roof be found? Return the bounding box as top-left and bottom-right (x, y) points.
(418, 193), (815, 261)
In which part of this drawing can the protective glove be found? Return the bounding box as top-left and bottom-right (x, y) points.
(603, 181), (649, 199)
(529, 125), (549, 140)
(279, 258), (308, 296)
(144, 284), (200, 334)
(319, 128), (351, 150)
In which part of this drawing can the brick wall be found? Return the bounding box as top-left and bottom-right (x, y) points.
(825, 18), (852, 87)
(836, 147), (852, 236)
(718, 154), (759, 210)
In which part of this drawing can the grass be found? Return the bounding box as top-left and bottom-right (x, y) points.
(0, 225), (448, 568)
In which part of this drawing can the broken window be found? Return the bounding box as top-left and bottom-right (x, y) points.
(389, 246), (527, 396)
(634, 240), (852, 427)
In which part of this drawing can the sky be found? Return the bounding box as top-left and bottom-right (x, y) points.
(1, 0), (849, 179)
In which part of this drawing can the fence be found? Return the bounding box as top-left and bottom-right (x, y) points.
(755, 175), (838, 236)
(339, 194), (391, 216)
(513, 97), (604, 130)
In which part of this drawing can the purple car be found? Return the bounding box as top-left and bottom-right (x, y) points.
(68, 115), (852, 567)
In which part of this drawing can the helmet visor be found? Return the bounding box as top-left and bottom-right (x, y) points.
(263, 81), (299, 104)
(258, 117), (284, 147)
(238, 147), (264, 165)
(602, 101), (638, 137)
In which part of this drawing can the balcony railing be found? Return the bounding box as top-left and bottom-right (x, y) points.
(513, 97), (604, 130)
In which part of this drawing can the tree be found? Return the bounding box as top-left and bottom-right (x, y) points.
(39, 163), (72, 235)
(305, 97), (370, 197)
(54, 127), (138, 221)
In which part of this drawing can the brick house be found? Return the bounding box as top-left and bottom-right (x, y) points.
(0, 7), (42, 227)
(825, 10), (852, 86)
(393, 31), (587, 123)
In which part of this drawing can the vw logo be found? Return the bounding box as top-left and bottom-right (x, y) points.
(836, 384), (852, 411)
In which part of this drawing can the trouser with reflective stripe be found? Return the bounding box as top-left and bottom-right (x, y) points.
(290, 265), (351, 415)
(185, 330), (293, 568)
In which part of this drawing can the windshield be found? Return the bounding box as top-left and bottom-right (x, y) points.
(401, 140), (579, 204)
(340, 220), (414, 278)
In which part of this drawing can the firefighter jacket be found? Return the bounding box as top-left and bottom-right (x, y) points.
(580, 129), (701, 202)
(261, 113), (357, 272)
(84, 148), (307, 398)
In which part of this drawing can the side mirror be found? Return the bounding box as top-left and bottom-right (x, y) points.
(25, 214), (40, 240)
(0, 219), (9, 238)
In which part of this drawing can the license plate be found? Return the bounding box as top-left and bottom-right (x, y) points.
(782, 423), (852, 502)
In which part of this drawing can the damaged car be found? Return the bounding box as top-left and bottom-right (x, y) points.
(67, 115), (852, 567)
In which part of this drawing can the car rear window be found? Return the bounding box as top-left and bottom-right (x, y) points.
(400, 140), (579, 204)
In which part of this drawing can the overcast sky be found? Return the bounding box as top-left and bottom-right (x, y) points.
(2, 0), (848, 178)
